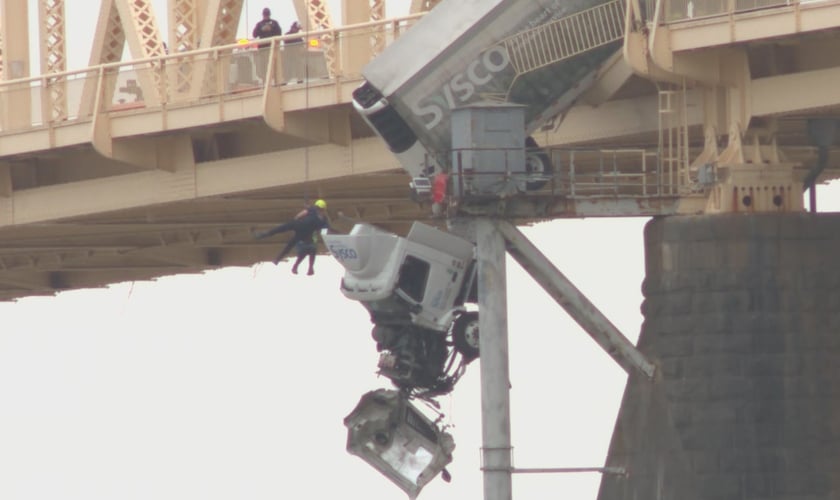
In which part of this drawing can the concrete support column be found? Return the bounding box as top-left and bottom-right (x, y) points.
(598, 213), (840, 500)
(476, 218), (513, 500)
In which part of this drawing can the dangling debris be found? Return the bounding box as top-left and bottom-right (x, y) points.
(323, 221), (479, 399)
(343, 389), (455, 499)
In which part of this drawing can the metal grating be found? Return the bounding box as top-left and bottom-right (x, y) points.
(501, 0), (626, 77)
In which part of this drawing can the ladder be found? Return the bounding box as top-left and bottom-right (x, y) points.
(658, 84), (691, 195)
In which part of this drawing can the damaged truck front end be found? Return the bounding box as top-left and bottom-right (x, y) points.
(324, 221), (479, 400)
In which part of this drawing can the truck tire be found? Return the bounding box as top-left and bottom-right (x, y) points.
(452, 312), (479, 360)
(524, 136), (552, 191)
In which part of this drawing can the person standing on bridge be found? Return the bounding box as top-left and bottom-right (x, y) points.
(286, 21), (304, 45)
(254, 199), (330, 274)
(284, 20), (306, 83)
(252, 8), (282, 82)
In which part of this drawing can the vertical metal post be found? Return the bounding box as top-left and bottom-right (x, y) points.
(475, 218), (513, 500)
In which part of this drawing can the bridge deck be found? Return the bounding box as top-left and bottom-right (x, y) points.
(0, 2), (839, 300)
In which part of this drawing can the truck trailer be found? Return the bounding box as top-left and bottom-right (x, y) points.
(353, 0), (626, 190)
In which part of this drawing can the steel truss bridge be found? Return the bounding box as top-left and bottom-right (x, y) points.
(0, 0), (838, 300)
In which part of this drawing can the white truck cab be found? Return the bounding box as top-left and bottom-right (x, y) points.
(324, 222), (479, 397)
(325, 222), (476, 333)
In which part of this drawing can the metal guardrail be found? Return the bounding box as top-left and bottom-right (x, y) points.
(501, 0), (626, 76)
(445, 147), (681, 200)
(651, 0), (825, 23)
(549, 148), (664, 197)
(0, 13), (424, 135)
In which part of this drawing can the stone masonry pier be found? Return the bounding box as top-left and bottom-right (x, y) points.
(598, 213), (840, 500)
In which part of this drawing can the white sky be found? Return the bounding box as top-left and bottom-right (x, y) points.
(6, 1), (840, 499)
(0, 218), (644, 500)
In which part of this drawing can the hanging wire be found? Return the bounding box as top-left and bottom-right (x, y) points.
(302, 2), (312, 205)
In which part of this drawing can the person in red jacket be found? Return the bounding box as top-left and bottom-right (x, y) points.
(431, 169), (449, 216)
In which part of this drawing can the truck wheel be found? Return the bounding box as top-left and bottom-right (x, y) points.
(452, 312), (479, 360)
(524, 136), (552, 191)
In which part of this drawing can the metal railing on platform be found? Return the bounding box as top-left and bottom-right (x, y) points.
(651, 0), (825, 23)
(0, 13), (423, 135)
(549, 148), (663, 198)
(444, 146), (683, 201)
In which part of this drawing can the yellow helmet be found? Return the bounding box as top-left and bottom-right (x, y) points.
(314, 199), (327, 209)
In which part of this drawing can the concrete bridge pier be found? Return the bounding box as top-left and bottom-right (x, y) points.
(598, 213), (840, 500)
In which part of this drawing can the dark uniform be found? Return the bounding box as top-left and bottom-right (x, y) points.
(252, 8), (282, 80)
(255, 201), (329, 273)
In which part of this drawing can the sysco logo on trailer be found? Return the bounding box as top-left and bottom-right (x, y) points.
(410, 45), (511, 131)
(329, 244), (359, 261)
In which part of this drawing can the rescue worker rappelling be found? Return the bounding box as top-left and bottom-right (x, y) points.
(254, 199), (330, 275)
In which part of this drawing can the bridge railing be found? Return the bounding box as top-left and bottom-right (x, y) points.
(643, 0), (825, 23)
(0, 13), (424, 135)
(547, 148), (668, 198)
(446, 147), (693, 201)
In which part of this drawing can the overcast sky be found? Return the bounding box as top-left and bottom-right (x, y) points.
(4, 1), (840, 500)
(7, 1), (633, 498)
(0, 214), (648, 500)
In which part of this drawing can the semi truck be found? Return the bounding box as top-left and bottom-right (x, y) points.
(334, 0), (626, 396)
(352, 0), (626, 192)
(337, 1), (627, 495)
(323, 222), (478, 398)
